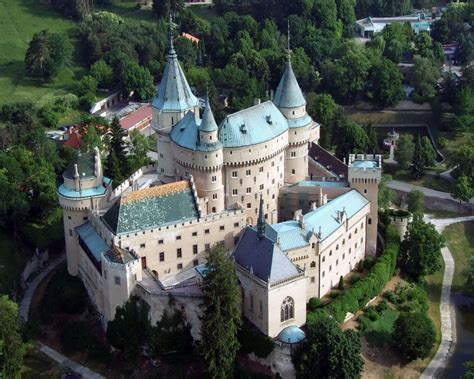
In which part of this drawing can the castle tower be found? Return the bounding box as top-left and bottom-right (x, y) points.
(273, 55), (318, 184)
(347, 154), (382, 256)
(151, 20), (200, 183)
(193, 98), (225, 214)
(57, 148), (111, 275)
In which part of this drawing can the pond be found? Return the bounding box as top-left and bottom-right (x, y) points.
(443, 293), (474, 378)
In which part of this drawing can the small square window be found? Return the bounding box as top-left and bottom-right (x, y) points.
(140, 243), (145, 248)
(205, 229), (210, 234)
(158, 239), (164, 244)
(193, 259), (199, 267)
(232, 189), (238, 196)
(176, 235), (181, 240)
(311, 276), (315, 283)
(192, 231), (197, 236)
(234, 222), (239, 227)
(177, 263), (183, 269)
(212, 193), (218, 200)
(291, 169), (295, 175)
(219, 225), (225, 231)
(259, 184), (264, 190)
(211, 176), (217, 183)
(322, 271), (325, 278)
(232, 171), (238, 178)
(247, 203), (252, 208)
(246, 169), (251, 176)
(114, 276), (121, 285)
(246, 187), (251, 194)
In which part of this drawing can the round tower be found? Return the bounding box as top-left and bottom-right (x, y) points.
(273, 59), (316, 184)
(193, 99), (225, 214)
(151, 28), (200, 184)
(57, 148), (111, 275)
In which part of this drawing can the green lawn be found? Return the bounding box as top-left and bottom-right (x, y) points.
(0, 0), (85, 105)
(443, 221), (474, 292)
(359, 307), (399, 346)
(425, 262), (444, 353)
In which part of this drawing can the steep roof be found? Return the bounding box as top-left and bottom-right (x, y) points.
(151, 47), (199, 112)
(102, 180), (199, 235)
(199, 98), (218, 133)
(233, 227), (301, 284)
(272, 61), (306, 109)
(218, 101), (288, 148)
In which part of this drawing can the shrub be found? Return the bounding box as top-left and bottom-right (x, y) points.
(329, 291), (340, 299)
(376, 299), (389, 313)
(338, 276), (344, 290)
(357, 260), (364, 273)
(350, 275), (361, 285)
(364, 256), (375, 270)
(383, 290), (397, 303)
(308, 297), (323, 311)
(365, 306), (379, 321)
(238, 320), (274, 358)
(394, 284), (429, 314)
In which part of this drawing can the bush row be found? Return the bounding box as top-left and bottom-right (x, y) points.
(324, 225), (401, 322)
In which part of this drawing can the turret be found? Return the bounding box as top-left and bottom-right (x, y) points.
(193, 98), (225, 214)
(58, 148), (111, 275)
(151, 17), (200, 183)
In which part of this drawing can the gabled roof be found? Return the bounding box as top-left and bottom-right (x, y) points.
(102, 180), (199, 235)
(218, 101), (288, 148)
(151, 47), (199, 112)
(233, 227), (301, 284)
(272, 61), (306, 109)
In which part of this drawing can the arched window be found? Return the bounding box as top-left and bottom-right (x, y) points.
(280, 297), (295, 322)
(310, 261), (316, 268)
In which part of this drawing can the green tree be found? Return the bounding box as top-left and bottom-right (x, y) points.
(446, 138), (474, 179)
(106, 296), (151, 360)
(120, 62), (155, 102)
(465, 361), (474, 379)
(452, 176), (473, 203)
(307, 93), (338, 148)
(420, 136), (436, 167)
(407, 190), (424, 216)
(200, 243), (242, 378)
(24, 30), (72, 81)
(392, 312), (436, 361)
(454, 86), (474, 131)
(81, 124), (106, 153)
(292, 312), (363, 379)
(312, 0), (342, 35)
(76, 75), (98, 97)
(128, 129), (152, 171)
(334, 121), (369, 160)
(90, 60), (113, 88)
(152, 0), (170, 18)
(378, 174), (395, 209)
(108, 117), (127, 164)
(411, 134), (425, 179)
(150, 310), (193, 355)
(464, 257), (474, 296)
(0, 295), (28, 379)
(394, 134), (415, 170)
(412, 56), (441, 101)
(366, 57), (404, 107)
(399, 217), (445, 281)
(336, 0), (356, 37)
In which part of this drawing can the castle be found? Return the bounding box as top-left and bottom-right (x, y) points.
(58, 38), (382, 342)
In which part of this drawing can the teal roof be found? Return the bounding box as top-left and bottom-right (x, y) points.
(287, 113), (313, 129)
(63, 152), (96, 180)
(58, 177), (111, 199)
(151, 47), (199, 112)
(102, 181), (199, 235)
(351, 160), (378, 169)
(277, 326), (305, 344)
(170, 111), (223, 152)
(268, 190), (369, 251)
(294, 180), (349, 188)
(76, 222), (109, 262)
(218, 101), (288, 148)
(272, 61), (306, 109)
(199, 98), (218, 132)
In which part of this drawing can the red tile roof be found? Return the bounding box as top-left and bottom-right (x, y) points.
(119, 105), (153, 130)
(181, 32), (200, 44)
(63, 127), (82, 149)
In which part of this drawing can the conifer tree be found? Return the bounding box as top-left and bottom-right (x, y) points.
(411, 134), (424, 180)
(108, 117), (128, 179)
(200, 243), (242, 378)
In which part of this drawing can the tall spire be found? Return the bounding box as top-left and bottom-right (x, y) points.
(257, 193), (266, 239)
(199, 96), (218, 132)
(169, 14), (174, 51)
(287, 19), (291, 62)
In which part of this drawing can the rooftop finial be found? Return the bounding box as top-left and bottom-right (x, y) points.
(287, 19), (291, 62)
(257, 193), (266, 240)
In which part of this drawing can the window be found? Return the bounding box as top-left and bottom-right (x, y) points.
(192, 232), (197, 237)
(343, 253), (345, 260)
(193, 245), (198, 254)
(291, 169), (295, 175)
(205, 229), (210, 234)
(312, 243), (315, 249)
(246, 169), (251, 176)
(291, 151), (296, 157)
(159, 252), (165, 262)
(329, 250), (332, 256)
(349, 233), (352, 239)
(361, 222), (363, 229)
(322, 256), (326, 262)
(336, 244), (339, 250)
(336, 259), (339, 265)
(280, 297), (295, 322)
(219, 225), (225, 231)
(368, 218), (372, 225)
(232, 189), (238, 196)
(211, 176), (217, 183)
(140, 243), (145, 248)
(259, 184), (264, 190)
(311, 277), (315, 283)
(177, 248), (182, 258)
(246, 187), (251, 194)
(259, 166), (264, 172)
(234, 222), (239, 228)
(310, 261), (316, 268)
(355, 228), (358, 234)
(68, 216), (71, 220)
(114, 276), (121, 285)
(343, 239), (345, 245)
(232, 171), (238, 178)
(69, 229), (73, 237)
(212, 193), (217, 200)
(205, 243), (210, 251)
(355, 243), (358, 248)
(83, 216), (87, 221)
(158, 239), (164, 244)
(247, 203), (252, 208)
(364, 189), (367, 194)
(177, 263), (183, 270)
(271, 161), (275, 167)
(329, 265), (332, 271)
(193, 259), (199, 267)
(176, 235), (181, 240)
(322, 271), (325, 278)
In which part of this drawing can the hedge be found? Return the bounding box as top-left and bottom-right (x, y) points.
(325, 225), (400, 322)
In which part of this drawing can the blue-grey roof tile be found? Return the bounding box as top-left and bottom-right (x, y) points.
(76, 222), (109, 262)
(273, 61), (306, 109)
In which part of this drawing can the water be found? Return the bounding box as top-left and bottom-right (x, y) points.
(442, 293), (474, 378)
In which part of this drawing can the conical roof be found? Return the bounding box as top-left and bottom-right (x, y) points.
(199, 97), (218, 132)
(273, 61), (306, 109)
(152, 46), (199, 112)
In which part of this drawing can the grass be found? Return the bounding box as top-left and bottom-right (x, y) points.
(389, 169), (452, 193)
(188, 4), (219, 22)
(443, 221), (474, 292)
(346, 110), (436, 126)
(0, 0), (86, 105)
(360, 307), (399, 346)
(425, 261), (444, 355)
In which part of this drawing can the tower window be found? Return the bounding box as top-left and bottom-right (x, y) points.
(280, 297), (295, 322)
(177, 248), (182, 258)
(193, 245), (198, 254)
(246, 187), (251, 194)
(212, 193), (218, 199)
(232, 189), (238, 196)
(246, 169), (251, 176)
(232, 171), (238, 178)
(159, 252), (165, 262)
(259, 167), (264, 173)
(211, 176), (217, 183)
(291, 169), (295, 175)
(291, 151), (296, 157)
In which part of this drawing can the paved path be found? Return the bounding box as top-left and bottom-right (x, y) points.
(39, 344), (105, 379)
(19, 254), (66, 322)
(388, 180), (474, 204)
(421, 216), (474, 379)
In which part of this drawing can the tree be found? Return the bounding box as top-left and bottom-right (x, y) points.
(106, 296), (151, 360)
(464, 257), (474, 297)
(25, 30), (72, 81)
(454, 86), (474, 131)
(292, 312), (363, 379)
(412, 56), (441, 101)
(394, 134), (415, 170)
(128, 129), (152, 171)
(81, 123), (106, 153)
(0, 295), (28, 379)
(452, 176), (473, 203)
(152, 0), (170, 18)
(200, 243), (242, 378)
(399, 217), (445, 281)
(446, 138), (474, 179)
(50, 0), (91, 19)
(307, 93), (339, 148)
(465, 361), (474, 379)
(76, 75), (98, 97)
(420, 136), (436, 167)
(90, 60), (113, 88)
(120, 62), (155, 101)
(312, 0), (341, 35)
(366, 57), (405, 107)
(150, 310), (193, 355)
(108, 117), (127, 164)
(378, 174), (395, 209)
(411, 134), (425, 180)
(335, 0), (356, 37)
(392, 312), (436, 361)
(334, 121), (369, 160)
(407, 190), (424, 216)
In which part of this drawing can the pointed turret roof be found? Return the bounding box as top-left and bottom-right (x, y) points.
(272, 61), (306, 109)
(151, 35), (199, 112)
(199, 97), (218, 132)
